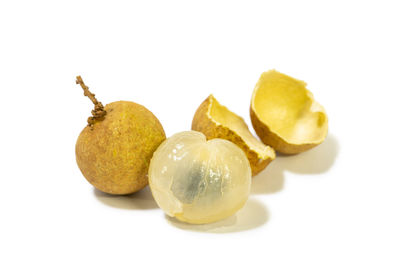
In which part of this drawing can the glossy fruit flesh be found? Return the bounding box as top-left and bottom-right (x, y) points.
(149, 131), (251, 224)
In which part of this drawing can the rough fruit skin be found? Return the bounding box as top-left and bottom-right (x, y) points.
(149, 131), (251, 224)
(76, 101), (166, 195)
(192, 95), (274, 176)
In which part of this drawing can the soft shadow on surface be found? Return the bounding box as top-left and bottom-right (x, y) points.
(252, 134), (339, 194)
(93, 186), (158, 210)
(166, 198), (269, 234)
(279, 134), (339, 174)
(251, 160), (285, 194)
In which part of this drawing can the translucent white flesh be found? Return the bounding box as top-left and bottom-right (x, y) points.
(149, 131), (251, 224)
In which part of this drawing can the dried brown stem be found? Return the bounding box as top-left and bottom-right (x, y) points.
(76, 76), (107, 127)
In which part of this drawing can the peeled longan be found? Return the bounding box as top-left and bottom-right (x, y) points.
(75, 76), (166, 195)
(149, 131), (252, 224)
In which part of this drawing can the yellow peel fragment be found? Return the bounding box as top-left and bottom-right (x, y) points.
(192, 95), (275, 176)
(250, 70), (328, 154)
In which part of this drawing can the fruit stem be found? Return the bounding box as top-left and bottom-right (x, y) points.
(76, 76), (107, 127)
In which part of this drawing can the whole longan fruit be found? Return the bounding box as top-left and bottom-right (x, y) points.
(75, 76), (166, 195)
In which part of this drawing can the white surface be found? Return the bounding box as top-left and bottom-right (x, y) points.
(0, 1), (399, 266)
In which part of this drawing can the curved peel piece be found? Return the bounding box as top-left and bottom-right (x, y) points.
(250, 70), (328, 154)
(192, 95), (275, 176)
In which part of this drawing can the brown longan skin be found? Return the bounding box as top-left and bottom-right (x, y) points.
(250, 107), (317, 154)
(192, 95), (274, 176)
(76, 101), (166, 195)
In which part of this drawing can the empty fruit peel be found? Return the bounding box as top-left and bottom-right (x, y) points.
(192, 95), (275, 176)
(250, 70), (328, 154)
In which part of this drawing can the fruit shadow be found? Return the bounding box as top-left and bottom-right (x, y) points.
(251, 134), (340, 194)
(165, 197), (269, 233)
(93, 186), (158, 210)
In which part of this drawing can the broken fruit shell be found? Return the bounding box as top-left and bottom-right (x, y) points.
(250, 70), (328, 154)
(192, 95), (275, 176)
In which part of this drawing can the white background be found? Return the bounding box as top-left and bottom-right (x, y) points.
(1, 1), (399, 266)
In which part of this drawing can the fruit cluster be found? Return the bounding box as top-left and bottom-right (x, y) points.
(75, 70), (328, 224)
